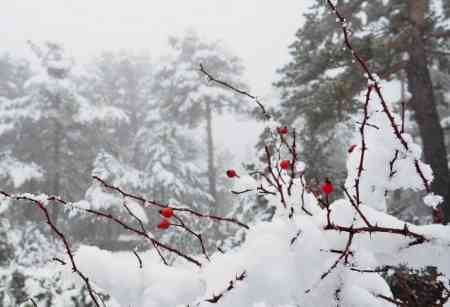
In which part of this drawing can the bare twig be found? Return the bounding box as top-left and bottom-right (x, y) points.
(132, 250), (143, 269)
(199, 64), (270, 119)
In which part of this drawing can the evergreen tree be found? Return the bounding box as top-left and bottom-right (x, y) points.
(0, 42), (123, 223)
(81, 51), (152, 162)
(153, 31), (248, 214)
(81, 51), (211, 253)
(0, 54), (43, 193)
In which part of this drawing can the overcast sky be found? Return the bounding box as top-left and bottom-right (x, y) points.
(0, 0), (312, 163)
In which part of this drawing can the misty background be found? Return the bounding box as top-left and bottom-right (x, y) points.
(1, 0), (312, 163)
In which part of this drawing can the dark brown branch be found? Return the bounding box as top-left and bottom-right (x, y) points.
(350, 266), (391, 273)
(132, 250), (143, 269)
(342, 186), (372, 227)
(203, 271), (247, 304)
(173, 215), (210, 262)
(0, 192), (102, 307)
(324, 223), (427, 246)
(354, 85), (373, 206)
(52, 257), (67, 266)
(376, 294), (405, 306)
(121, 200), (169, 265)
(93, 176), (249, 229)
(290, 229), (302, 246)
(389, 150), (400, 179)
(326, 0), (430, 192)
(264, 146), (288, 209)
(199, 64), (270, 119)
(231, 189), (254, 195)
(287, 129), (297, 196)
(306, 232), (354, 293)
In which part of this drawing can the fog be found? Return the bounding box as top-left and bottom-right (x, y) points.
(1, 0), (311, 162)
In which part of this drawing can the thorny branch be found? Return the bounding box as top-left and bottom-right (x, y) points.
(326, 0), (431, 193)
(0, 191), (102, 307)
(93, 176), (249, 229)
(354, 84), (373, 206)
(198, 2), (435, 301)
(264, 146), (289, 209)
(0, 182), (250, 306)
(132, 250), (143, 269)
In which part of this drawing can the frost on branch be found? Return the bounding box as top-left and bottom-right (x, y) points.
(1, 4), (450, 307)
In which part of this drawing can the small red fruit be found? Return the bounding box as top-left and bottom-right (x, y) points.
(157, 219), (170, 230)
(160, 207), (174, 218)
(280, 160), (290, 170)
(277, 127), (288, 134)
(321, 179), (334, 195)
(348, 144), (357, 153)
(226, 169), (238, 178)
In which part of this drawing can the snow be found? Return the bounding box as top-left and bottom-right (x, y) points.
(74, 246), (204, 307)
(441, 116), (450, 129)
(75, 102), (129, 124)
(324, 66), (346, 78)
(345, 79), (434, 211)
(66, 200), (449, 307)
(423, 193), (444, 209)
(0, 155), (43, 188)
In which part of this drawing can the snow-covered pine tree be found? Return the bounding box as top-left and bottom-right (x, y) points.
(0, 54), (43, 193)
(153, 31), (249, 214)
(0, 42), (125, 223)
(79, 51), (212, 254)
(81, 51), (153, 163)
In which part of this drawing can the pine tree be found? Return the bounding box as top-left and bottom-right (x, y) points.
(0, 42), (124, 223)
(81, 51), (153, 162)
(0, 54), (43, 193)
(153, 31), (248, 214)
(81, 51), (212, 253)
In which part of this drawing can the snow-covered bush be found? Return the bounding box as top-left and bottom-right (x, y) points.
(1, 2), (449, 307)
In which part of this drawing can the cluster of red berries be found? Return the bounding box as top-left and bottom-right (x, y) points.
(226, 125), (334, 203)
(157, 207), (174, 230)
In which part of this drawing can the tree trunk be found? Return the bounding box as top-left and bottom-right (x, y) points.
(205, 101), (217, 213)
(405, 0), (450, 222)
(51, 97), (62, 223)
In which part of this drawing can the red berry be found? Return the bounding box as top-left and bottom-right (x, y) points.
(321, 180), (334, 195)
(280, 160), (290, 170)
(277, 127), (288, 134)
(160, 207), (174, 218)
(226, 169), (238, 178)
(348, 144), (357, 153)
(157, 219), (170, 230)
